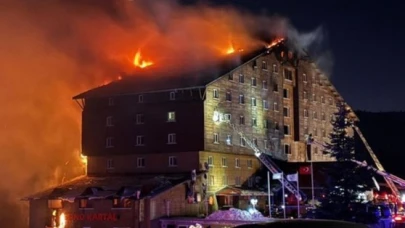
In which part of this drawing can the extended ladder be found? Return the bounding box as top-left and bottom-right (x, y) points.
(352, 126), (401, 199)
(227, 121), (304, 201)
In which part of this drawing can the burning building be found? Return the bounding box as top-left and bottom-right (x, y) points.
(22, 39), (352, 228)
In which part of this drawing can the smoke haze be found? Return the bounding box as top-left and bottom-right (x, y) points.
(0, 0), (328, 227)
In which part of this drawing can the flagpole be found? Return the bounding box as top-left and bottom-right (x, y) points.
(267, 171), (271, 218)
(297, 171), (300, 218)
(311, 161), (315, 206)
(282, 172), (286, 219)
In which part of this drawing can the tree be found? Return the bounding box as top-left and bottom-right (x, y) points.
(319, 103), (374, 220)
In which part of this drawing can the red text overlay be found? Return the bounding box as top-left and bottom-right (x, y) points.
(65, 213), (118, 221)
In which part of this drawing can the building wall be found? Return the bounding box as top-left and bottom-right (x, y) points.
(82, 89), (205, 157)
(87, 151), (200, 175)
(29, 199), (48, 228)
(199, 151), (261, 192)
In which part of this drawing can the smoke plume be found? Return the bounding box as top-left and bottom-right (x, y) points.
(0, 0), (327, 227)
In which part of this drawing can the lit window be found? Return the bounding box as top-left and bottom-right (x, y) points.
(106, 137), (114, 148)
(169, 92), (176, 101)
(226, 135), (232, 145)
(251, 78), (257, 87)
(136, 136), (145, 146)
(239, 94), (245, 104)
(251, 97), (257, 107)
(169, 156), (177, 167)
(168, 133), (176, 144)
(213, 133), (219, 144)
(167, 112), (176, 122)
(221, 157), (227, 167)
(235, 158), (241, 168)
(213, 89), (219, 99)
(208, 156), (213, 166)
(106, 116), (113, 127)
(137, 158), (145, 168)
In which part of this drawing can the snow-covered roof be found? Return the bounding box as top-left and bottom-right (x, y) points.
(21, 174), (189, 201)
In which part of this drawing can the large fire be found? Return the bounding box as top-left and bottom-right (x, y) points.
(133, 50), (153, 69)
(267, 38), (285, 48)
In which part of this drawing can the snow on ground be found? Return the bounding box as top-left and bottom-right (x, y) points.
(206, 208), (268, 221)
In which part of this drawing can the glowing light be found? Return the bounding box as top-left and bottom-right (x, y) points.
(250, 198), (258, 206)
(133, 50), (153, 68)
(59, 212), (66, 228)
(401, 194), (405, 203)
(266, 38), (284, 48)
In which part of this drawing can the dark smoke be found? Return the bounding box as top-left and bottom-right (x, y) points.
(0, 1), (329, 227)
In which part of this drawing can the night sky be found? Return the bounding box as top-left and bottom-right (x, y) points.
(203, 0), (405, 112)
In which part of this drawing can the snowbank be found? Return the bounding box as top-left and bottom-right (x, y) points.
(206, 208), (268, 221)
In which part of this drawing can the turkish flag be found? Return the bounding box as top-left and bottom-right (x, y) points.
(299, 166), (311, 175)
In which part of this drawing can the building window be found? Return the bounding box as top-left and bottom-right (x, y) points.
(262, 80), (268, 90)
(284, 125), (290, 135)
(303, 73), (307, 82)
(262, 61), (268, 70)
(284, 69), (293, 81)
(168, 133), (176, 144)
(222, 176), (228, 185)
(304, 109), (308, 118)
(108, 97), (114, 106)
(321, 112), (326, 121)
(272, 64), (278, 73)
(213, 89), (219, 99)
(283, 107), (289, 117)
(169, 92), (176, 100)
(226, 91), (232, 101)
(235, 177), (241, 186)
(239, 94), (245, 104)
(167, 111), (176, 122)
(251, 97), (257, 107)
(208, 156), (213, 166)
(235, 158), (241, 168)
(321, 96), (325, 104)
(322, 129), (326, 138)
(106, 116), (114, 127)
(106, 137), (114, 148)
(239, 74), (244, 83)
(275, 122), (280, 131)
(138, 94), (144, 103)
(169, 156), (177, 167)
(213, 133), (219, 144)
(264, 140), (269, 149)
(273, 83), (278, 92)
(252, 118), (257, 127)
(228, 73), (233, 80)
(137, 158), (145, 168)
(224, 113), (231, 121)
(274, 102), (279, 111)
(221, 157), (227, 167)
(252, 138), (258, 146)
(263, 119), (269, 129)
(247, 159), (253, 168)
(240, 136), (246, 147)
(251, 77), (257, 87)
(226, 135), (232, 145)
(284, 144), (291, 154)
(283, 88), (289, 98)
(303, 91), (308, 100)
(313, 111), (318, 120)
(263, 100), (269, 110)
(209, 175), (215, 185)
(107, 159), (114, 169)
(239, 115), (245, 125)
(136, 136), (145, 146)
(312, 93), (317, 102)
(136, 114), (144, 124)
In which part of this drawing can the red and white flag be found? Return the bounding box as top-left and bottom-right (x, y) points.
(299, 166), (311, 175)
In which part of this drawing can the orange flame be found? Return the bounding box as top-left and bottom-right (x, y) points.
(133, 49), (153, 68)
(59, 212), (66, 228)
(225, 40), (244, 55)
(267, 38), (285, 48)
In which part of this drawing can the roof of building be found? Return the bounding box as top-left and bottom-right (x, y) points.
(216, 186), (269, 196)
(22, 174), (191, 201)
(73, 47), (271, 99)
